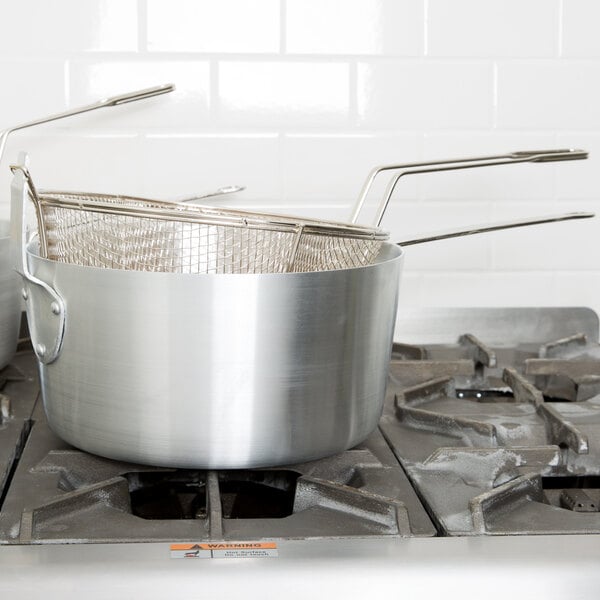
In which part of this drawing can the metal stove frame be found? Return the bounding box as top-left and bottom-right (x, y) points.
(1, 308), (600, 599)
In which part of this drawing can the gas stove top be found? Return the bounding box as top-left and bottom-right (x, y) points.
(1, 308), (600, 598)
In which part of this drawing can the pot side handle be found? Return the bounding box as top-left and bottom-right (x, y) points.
(10, 152), (66, 364)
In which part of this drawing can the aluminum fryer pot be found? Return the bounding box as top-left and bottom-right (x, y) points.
(24, 244), (403, 468)
(12, 157), (403, 468)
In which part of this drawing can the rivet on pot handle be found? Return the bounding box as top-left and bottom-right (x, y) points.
(10, 153), (66, 364)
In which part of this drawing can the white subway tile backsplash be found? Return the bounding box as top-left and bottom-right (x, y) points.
(281, 134), (421, 207)
(396, 201), (492, 271)
(561, 0), (600, 57)
(218, 61), (350, 127)
(1, 2), (599, 313)
(415, 272), (557, 307)
(357, 61), (493, 129)
(490, 201), (599, 271)
(555, 133), (600, 200)
(496, 61), (600, 130)
(286, 0), (422, 56)
(67, 60), (210, 130)
(0, 0), (138, 54)
(140, 134), (281, 200)
(0, 61), (66, 127)
(427, 0), (558, 58)
(8, 133), (145, 193)
(147, 0), (279, 53)
(552, 273), (600, 311)
(421, 133), (557, 201)
(0, 133), (144, 221)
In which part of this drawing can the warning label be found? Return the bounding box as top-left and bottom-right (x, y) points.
(170, 542), (278, 559)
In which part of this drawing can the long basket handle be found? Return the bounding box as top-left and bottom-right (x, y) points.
(0, 84), (175, 167)
(351, 149), (588, 227)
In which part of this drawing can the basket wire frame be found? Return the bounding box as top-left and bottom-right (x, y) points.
(30, 189), (387, 274)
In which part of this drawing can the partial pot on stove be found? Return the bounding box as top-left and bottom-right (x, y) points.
(10, 150), (594, 469)
(0, 84), (174, 369)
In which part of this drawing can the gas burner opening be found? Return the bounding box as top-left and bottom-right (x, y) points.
(542, 475), (600, 512)
(125, 471), (207, 520)
(219, 470), (300, 519)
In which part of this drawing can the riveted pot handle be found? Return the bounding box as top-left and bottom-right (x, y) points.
(10, 153), (66, 364)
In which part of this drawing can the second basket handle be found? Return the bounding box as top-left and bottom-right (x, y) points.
(351, 149), (588, 227)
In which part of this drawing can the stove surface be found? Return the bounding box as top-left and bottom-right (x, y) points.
(2, 308), (600, 545)
(2, 308), (600, 599)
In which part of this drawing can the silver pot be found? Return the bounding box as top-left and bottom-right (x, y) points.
(24, 247), (402, 469)
(13, 154), (402, 468)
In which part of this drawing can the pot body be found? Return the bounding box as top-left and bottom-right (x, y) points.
(26, 242), (403, 468)
(0, 228), (22, 369)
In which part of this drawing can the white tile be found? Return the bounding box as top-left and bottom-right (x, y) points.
(140, 135), (281, 201)
(395, 201), (492, 270)
(218, 61), (350, 126)
(421, 133), (558, 201)
(5, 132), (145, 194)
(286, 0), (422, 56)
(490, 201), (600, 270)
(555, 133), (600, 200)
(0, 0), (138, 54)
(147, 0), (279, 53)
(552, 273), (600, 315)
(562, 0), (600, 57)
(357, 61), (492, 129)
(496, 61), (600, 130)
(68, 60), (210, 131)
(0, 132), (145, 221)
(427, 0), (558, 57)
(0, 61), (66, 127)
(416, 272), (557, 307)
(282, 134), (421, 210)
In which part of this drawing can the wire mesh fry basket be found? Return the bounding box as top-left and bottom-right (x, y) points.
(11, 148), (587, 275)
(17, 182), (388, 274)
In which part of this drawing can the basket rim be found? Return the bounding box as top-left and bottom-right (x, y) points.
(37, 189), (390, 241)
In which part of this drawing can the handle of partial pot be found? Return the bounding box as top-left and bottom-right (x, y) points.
(10, 153), (66, 364)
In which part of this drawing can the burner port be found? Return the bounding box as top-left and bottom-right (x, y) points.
(125, 471), (207, 520)
(542, 475), (600, 512)
(219, 470), (300, 519)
